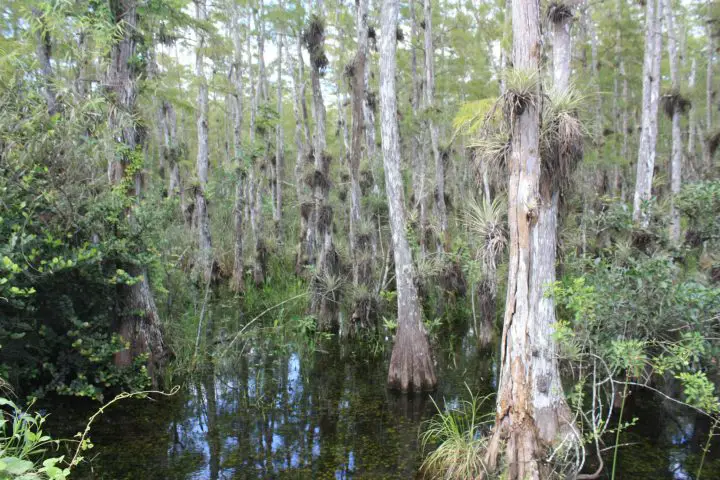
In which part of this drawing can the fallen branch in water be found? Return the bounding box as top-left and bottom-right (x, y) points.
(220, 292), (310, 357)
(70, 385), (181, 468)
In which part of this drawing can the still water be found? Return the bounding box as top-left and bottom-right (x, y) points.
(49, 324), (718, 479)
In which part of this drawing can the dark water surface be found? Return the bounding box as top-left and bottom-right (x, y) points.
(47, 323), (719, 479)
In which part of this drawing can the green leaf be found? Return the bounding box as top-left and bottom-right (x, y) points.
(2, 457), (34, 475)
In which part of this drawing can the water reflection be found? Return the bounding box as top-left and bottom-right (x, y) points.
(51, 330), (718, 479)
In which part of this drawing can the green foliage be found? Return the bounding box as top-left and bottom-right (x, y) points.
(0, 76), (171, 400)
(0, 398), (69, 480)
(676, 181), (720, 244)
(676, 372), (719, 414)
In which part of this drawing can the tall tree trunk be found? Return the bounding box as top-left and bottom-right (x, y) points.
(275, 18), (284, 240)
(620, 41), (629, 202)
(32, 8), (57, 115)
(363, 5), (381, 268)
(349, 0), (374, 332)
(688, 58), (698, 178)
(195, 0), (213, 283)
(292, 34), (313, 275)
(704, 22), (715, 173)
(230, 4), (246, 293)
(107, 0), (164, 380)
(485, 1), (573, 477)
(306, 3), (338, 331)
(164, 102), (189, 224)
(632, 0), (662, 225)
(409, 0), (429, 259)
(665, 0), (683, 243)
(707, 21), (715, 134)
(380, 0), (436, 393)
(423, 0), (448, 251)
(612, 0), (624, 195)
(251, 3), (268, 287)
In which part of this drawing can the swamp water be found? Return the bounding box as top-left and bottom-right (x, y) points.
(47, 307), (719, 479)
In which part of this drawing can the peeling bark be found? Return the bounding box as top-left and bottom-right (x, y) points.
(485, 1), (573, 477)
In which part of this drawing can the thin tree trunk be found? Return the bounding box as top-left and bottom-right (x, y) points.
(485, 1), (573, 477)
(612, 0), (623, 195)
(363, 4), (381, 268)
(107, 0), (164, 380)
(32, 8), (57, 115)
(251, 3), (267, 287)
(275, 17), (284, 240)
(620, 44), (629, 202)
(409, 0), (429, 259)
(349, 0), (374, 332)
(423, 0), (448, 251)
(75, 30), (89, 98)
(195, 0), (213, 283)
(665, 0), (682, 243)
(380, 0), (436, 393)
(632, 0), (662, 225)
(499, 0), (510, 96)
(292, 34), (313, 274)
(230, 4), (246, 293)
(707, 22), (714, 134)
(306, 2), (338, 331)
(688, 59), (698, 178)
(162, 100), (187, 222)
(298, 37), (312, 150)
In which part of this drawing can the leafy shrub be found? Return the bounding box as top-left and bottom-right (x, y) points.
(0, 397), (70, 479)
(0, 78), (169, 399)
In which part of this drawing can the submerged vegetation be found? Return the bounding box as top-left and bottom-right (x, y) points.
(0, 0), (719, 477)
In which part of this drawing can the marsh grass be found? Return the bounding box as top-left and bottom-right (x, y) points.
(420, 386), (494, 479)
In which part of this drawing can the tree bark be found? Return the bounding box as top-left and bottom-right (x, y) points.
(665, 0), (682, 243)
(32, 8), (57, 115)
(292, 34), (313, 274)
(251, 3), (268, 287)
(707, 22), (715, 134)
(423, 0), (448, 251)
(485, 1), (573, 477)
(688, 58), (698, 179)
(230, 3), (246, 293)
(348, 0), (374, 332)
(620, 37), (629, 202)
(106, 0), (165, 379)
(409, 0), (428, 259)
(195, 0), (214, 284)
(275, 15), (284, 240)
(306, 1), (338, 331)
(380, 0), (436, 393)
(632, 0), (662, 225)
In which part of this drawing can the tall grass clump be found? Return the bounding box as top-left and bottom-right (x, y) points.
(420, 386), (495, 479)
